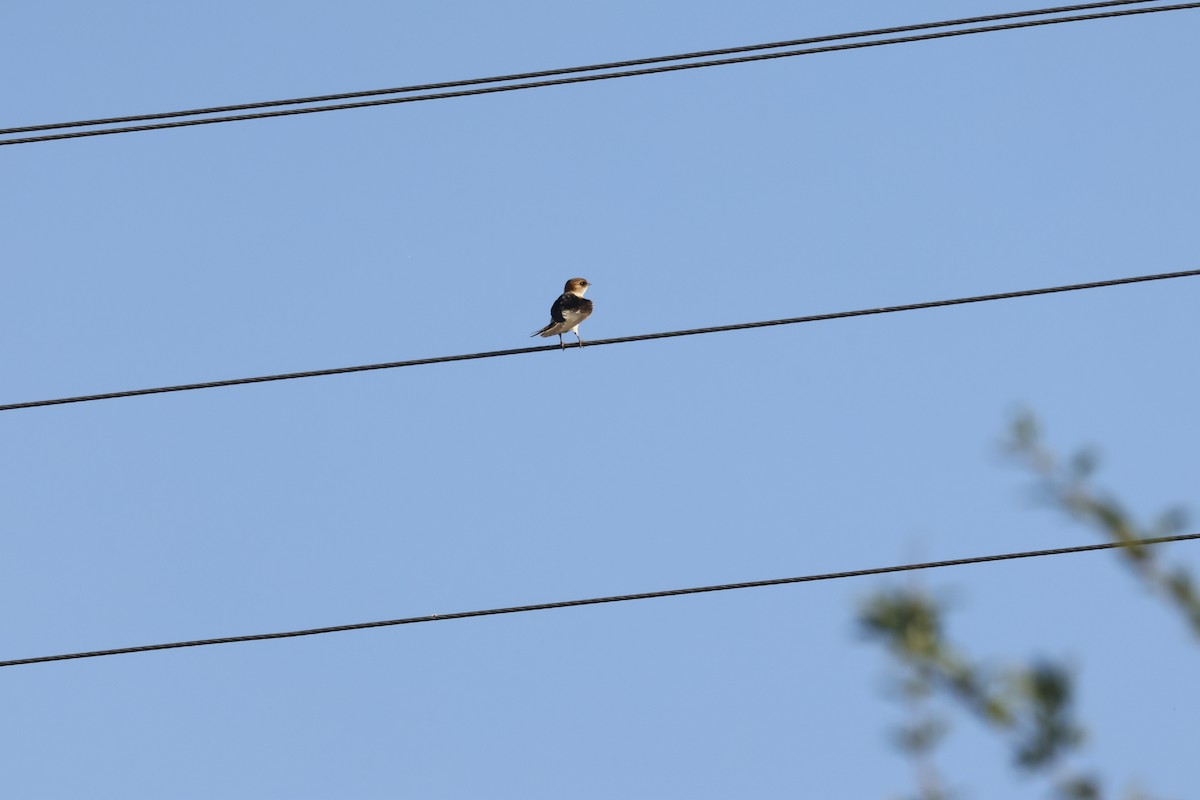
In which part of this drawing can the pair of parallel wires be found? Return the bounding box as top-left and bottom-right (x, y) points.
(5, 0), (1199, 669)
(3, 0), (1199, 146)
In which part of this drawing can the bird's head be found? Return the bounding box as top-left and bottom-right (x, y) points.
(565, 277), (590, 296)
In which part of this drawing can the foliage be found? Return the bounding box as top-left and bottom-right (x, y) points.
(1008, 413), (1199, 637)
(861, 589), (1093, 800)
(860, 415), (1195, 800)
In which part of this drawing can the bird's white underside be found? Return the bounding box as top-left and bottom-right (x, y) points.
(539, 309), (588, 337)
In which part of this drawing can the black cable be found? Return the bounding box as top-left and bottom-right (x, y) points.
(0, 0), (1162, 137)
(3, 2), (1196, 146)
(2, 269), (1196, 413)
(4, 533), (1196, 668)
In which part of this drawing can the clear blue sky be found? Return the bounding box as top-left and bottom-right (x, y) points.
(3, 2), (1197, 797)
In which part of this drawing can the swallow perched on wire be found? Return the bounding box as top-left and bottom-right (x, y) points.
(531, 278), (593, 350)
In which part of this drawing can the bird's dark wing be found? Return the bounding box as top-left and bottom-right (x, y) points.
(552, 293), (592, 324)
(550, 293), (568, 324)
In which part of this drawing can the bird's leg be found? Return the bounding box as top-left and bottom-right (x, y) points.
(576, 331), (585, 349)
(558, 334), (565, 351)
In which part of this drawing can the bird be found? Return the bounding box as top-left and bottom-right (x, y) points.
(531, 278), (593, 350)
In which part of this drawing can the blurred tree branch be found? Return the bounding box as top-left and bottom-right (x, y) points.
(1007, 413), (1199, 638)
(861, 588), (1096, 800)
(861, 415), (1196, 800)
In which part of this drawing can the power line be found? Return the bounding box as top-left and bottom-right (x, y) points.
(3, 2), (1197, 147)
(4, 533), (1196, 669)
(0, 0), (1163, 137)
(3, 268), (1197, 413)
